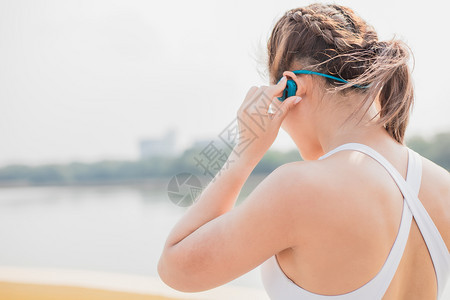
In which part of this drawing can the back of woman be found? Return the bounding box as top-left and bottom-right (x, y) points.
(400, 155), (450, 299)
(269, 143), (450, 299)
(158, 3), (450, 300)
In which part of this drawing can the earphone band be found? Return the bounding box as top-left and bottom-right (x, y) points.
(277, 70), (370, 101)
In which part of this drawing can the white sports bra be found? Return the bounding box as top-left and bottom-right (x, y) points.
(260, 143), (450, 299)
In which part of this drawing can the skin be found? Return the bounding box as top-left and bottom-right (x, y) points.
(157, 71), (450, 298)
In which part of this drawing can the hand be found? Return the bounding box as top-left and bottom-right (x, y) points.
(233, 76), (302, 166)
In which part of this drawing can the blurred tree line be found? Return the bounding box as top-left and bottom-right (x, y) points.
(0, 131), (448, 186)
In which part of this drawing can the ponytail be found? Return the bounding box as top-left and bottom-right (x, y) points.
(340, 39), (414, 144)
(376, 40), (414, 144)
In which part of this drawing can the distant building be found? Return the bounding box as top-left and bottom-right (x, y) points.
(192, 138), (222, 150)
(139, 129), (177, 159)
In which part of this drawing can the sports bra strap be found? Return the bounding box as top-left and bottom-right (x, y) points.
(406, 148), (422, 196)
(319, 143), (450, 299)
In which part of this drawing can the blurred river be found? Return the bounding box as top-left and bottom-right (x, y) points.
(0, 175), (268, 290)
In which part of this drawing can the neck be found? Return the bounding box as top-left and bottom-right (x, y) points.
(319, 123), (393, 155)
(314, 95), (400, 156)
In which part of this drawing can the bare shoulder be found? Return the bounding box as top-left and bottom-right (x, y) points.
(272, 152), (407, 243)
(420, 155), (450, 201)
(267, 160), (336, 242)
(271, 156), (379, 233)
(418, 155), (450, 249)
(275, 150), (390, 200)
(264, 160), (326, 212)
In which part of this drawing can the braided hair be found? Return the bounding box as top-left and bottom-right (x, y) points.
(266, 3), (414, 144)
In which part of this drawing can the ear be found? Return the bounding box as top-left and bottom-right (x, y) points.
(282, 71), (309, 97)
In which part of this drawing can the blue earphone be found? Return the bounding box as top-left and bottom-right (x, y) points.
(277, 70), (370, 101)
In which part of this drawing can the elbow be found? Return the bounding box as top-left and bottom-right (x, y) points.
(157, 251), (205, 293)
(158, 255), (183, 291)
(157, 255), (182, 291)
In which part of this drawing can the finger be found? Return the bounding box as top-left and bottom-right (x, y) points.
(249, 85), (276, 115)
(241, 85), (271, 115)
(267, 96), (282, 120)
(272, 95), (302, 124)
(244, 85), (268, 106)
(264, 76), (287, 99)
(239, 86), (260, 112)
(245, 86), (259, 100)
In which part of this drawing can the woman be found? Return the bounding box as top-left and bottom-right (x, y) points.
(158, 3), (450, 299)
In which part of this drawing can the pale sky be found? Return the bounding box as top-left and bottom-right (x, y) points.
(1, 0), (449, 166)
